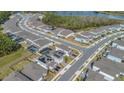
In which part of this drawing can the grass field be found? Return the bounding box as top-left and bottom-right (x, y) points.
(0, 68), (13, 80)
(0, 48), (30, 68)
(12, 60), (31, 71)
(118, 76), (124, 81)
(64, 56), (73, 64)
(0, 48), (31, 80)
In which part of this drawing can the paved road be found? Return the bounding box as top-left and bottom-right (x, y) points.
(57, 32), (124, 81)
(18, 14), (84, 51)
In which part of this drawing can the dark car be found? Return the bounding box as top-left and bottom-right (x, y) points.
(6, 32), (12, 36)
(56, 66), (61, 69)
(39, 47), (52, 54)
(54, 68), (59, 71)
(15, 37), (24, 43)
(28, 45), (38, 53)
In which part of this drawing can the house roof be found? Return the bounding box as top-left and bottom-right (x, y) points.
(58, 29), (74, 37)
(75, 35), (89, 41)
(38, 55), (57, 68)
(80, 32), (95, 39)
(94, 57), (124, 77)
(114, 40), (124, 46)
(90, 26), (108, 34)
(86, 70), (105, 81)
(108, 47), (124, 58)
(21, 63), (48, 81)
(52, 50), (65, 59)
(89, 24), (121, 35)
(57, 44), (71, 52)
(3, 72), (31, 81)
(41, 26), (63, 35)
(41, 26), (74, 37)
(34, 38), (52, 48)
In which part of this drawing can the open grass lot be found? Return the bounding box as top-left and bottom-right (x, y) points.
(11, 60), (31, 71)
(0, 48), (32, 80)
(118, 76), (124, 81)
(0, 68), (13, 80)
(0, 48), (31, 68)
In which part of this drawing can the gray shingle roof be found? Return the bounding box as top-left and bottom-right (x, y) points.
(114, 40), (124, 46)
(86, 70), (105, 81)
(3, 72), (31, 81)
(94, 57), (124, 77)
(58, 29), (74, 37)
(21, 63), (48, 81)
(57, 44), (71, 52)
(109, 47), (124, 58)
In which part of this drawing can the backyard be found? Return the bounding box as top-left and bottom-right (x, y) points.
(0, 48), (32, 80)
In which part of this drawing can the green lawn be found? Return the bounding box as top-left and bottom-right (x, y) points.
(118, 76), (124, 81)
(0, 68), (13, 80)
(64, 56), (73, 64)
(0, 48), (30, 68)
(0, 48), (31, 80)
(12, 60), (31, 71)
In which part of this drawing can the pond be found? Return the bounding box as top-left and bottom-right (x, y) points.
(55, 11), (124, 20)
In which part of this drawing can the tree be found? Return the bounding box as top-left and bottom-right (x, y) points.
(0, 32), (21, 57)
(64, 56), (69, 63)
(0, 11), (11, 24)
(42, 12), (121, 31)
(0, 11), (19, 57)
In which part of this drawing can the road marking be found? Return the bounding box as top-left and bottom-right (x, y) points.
(13, 31), (22, 34)
(26, 39), (40, 47)
(60, 65), (71, 75)
(33, 37), (44, 42)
